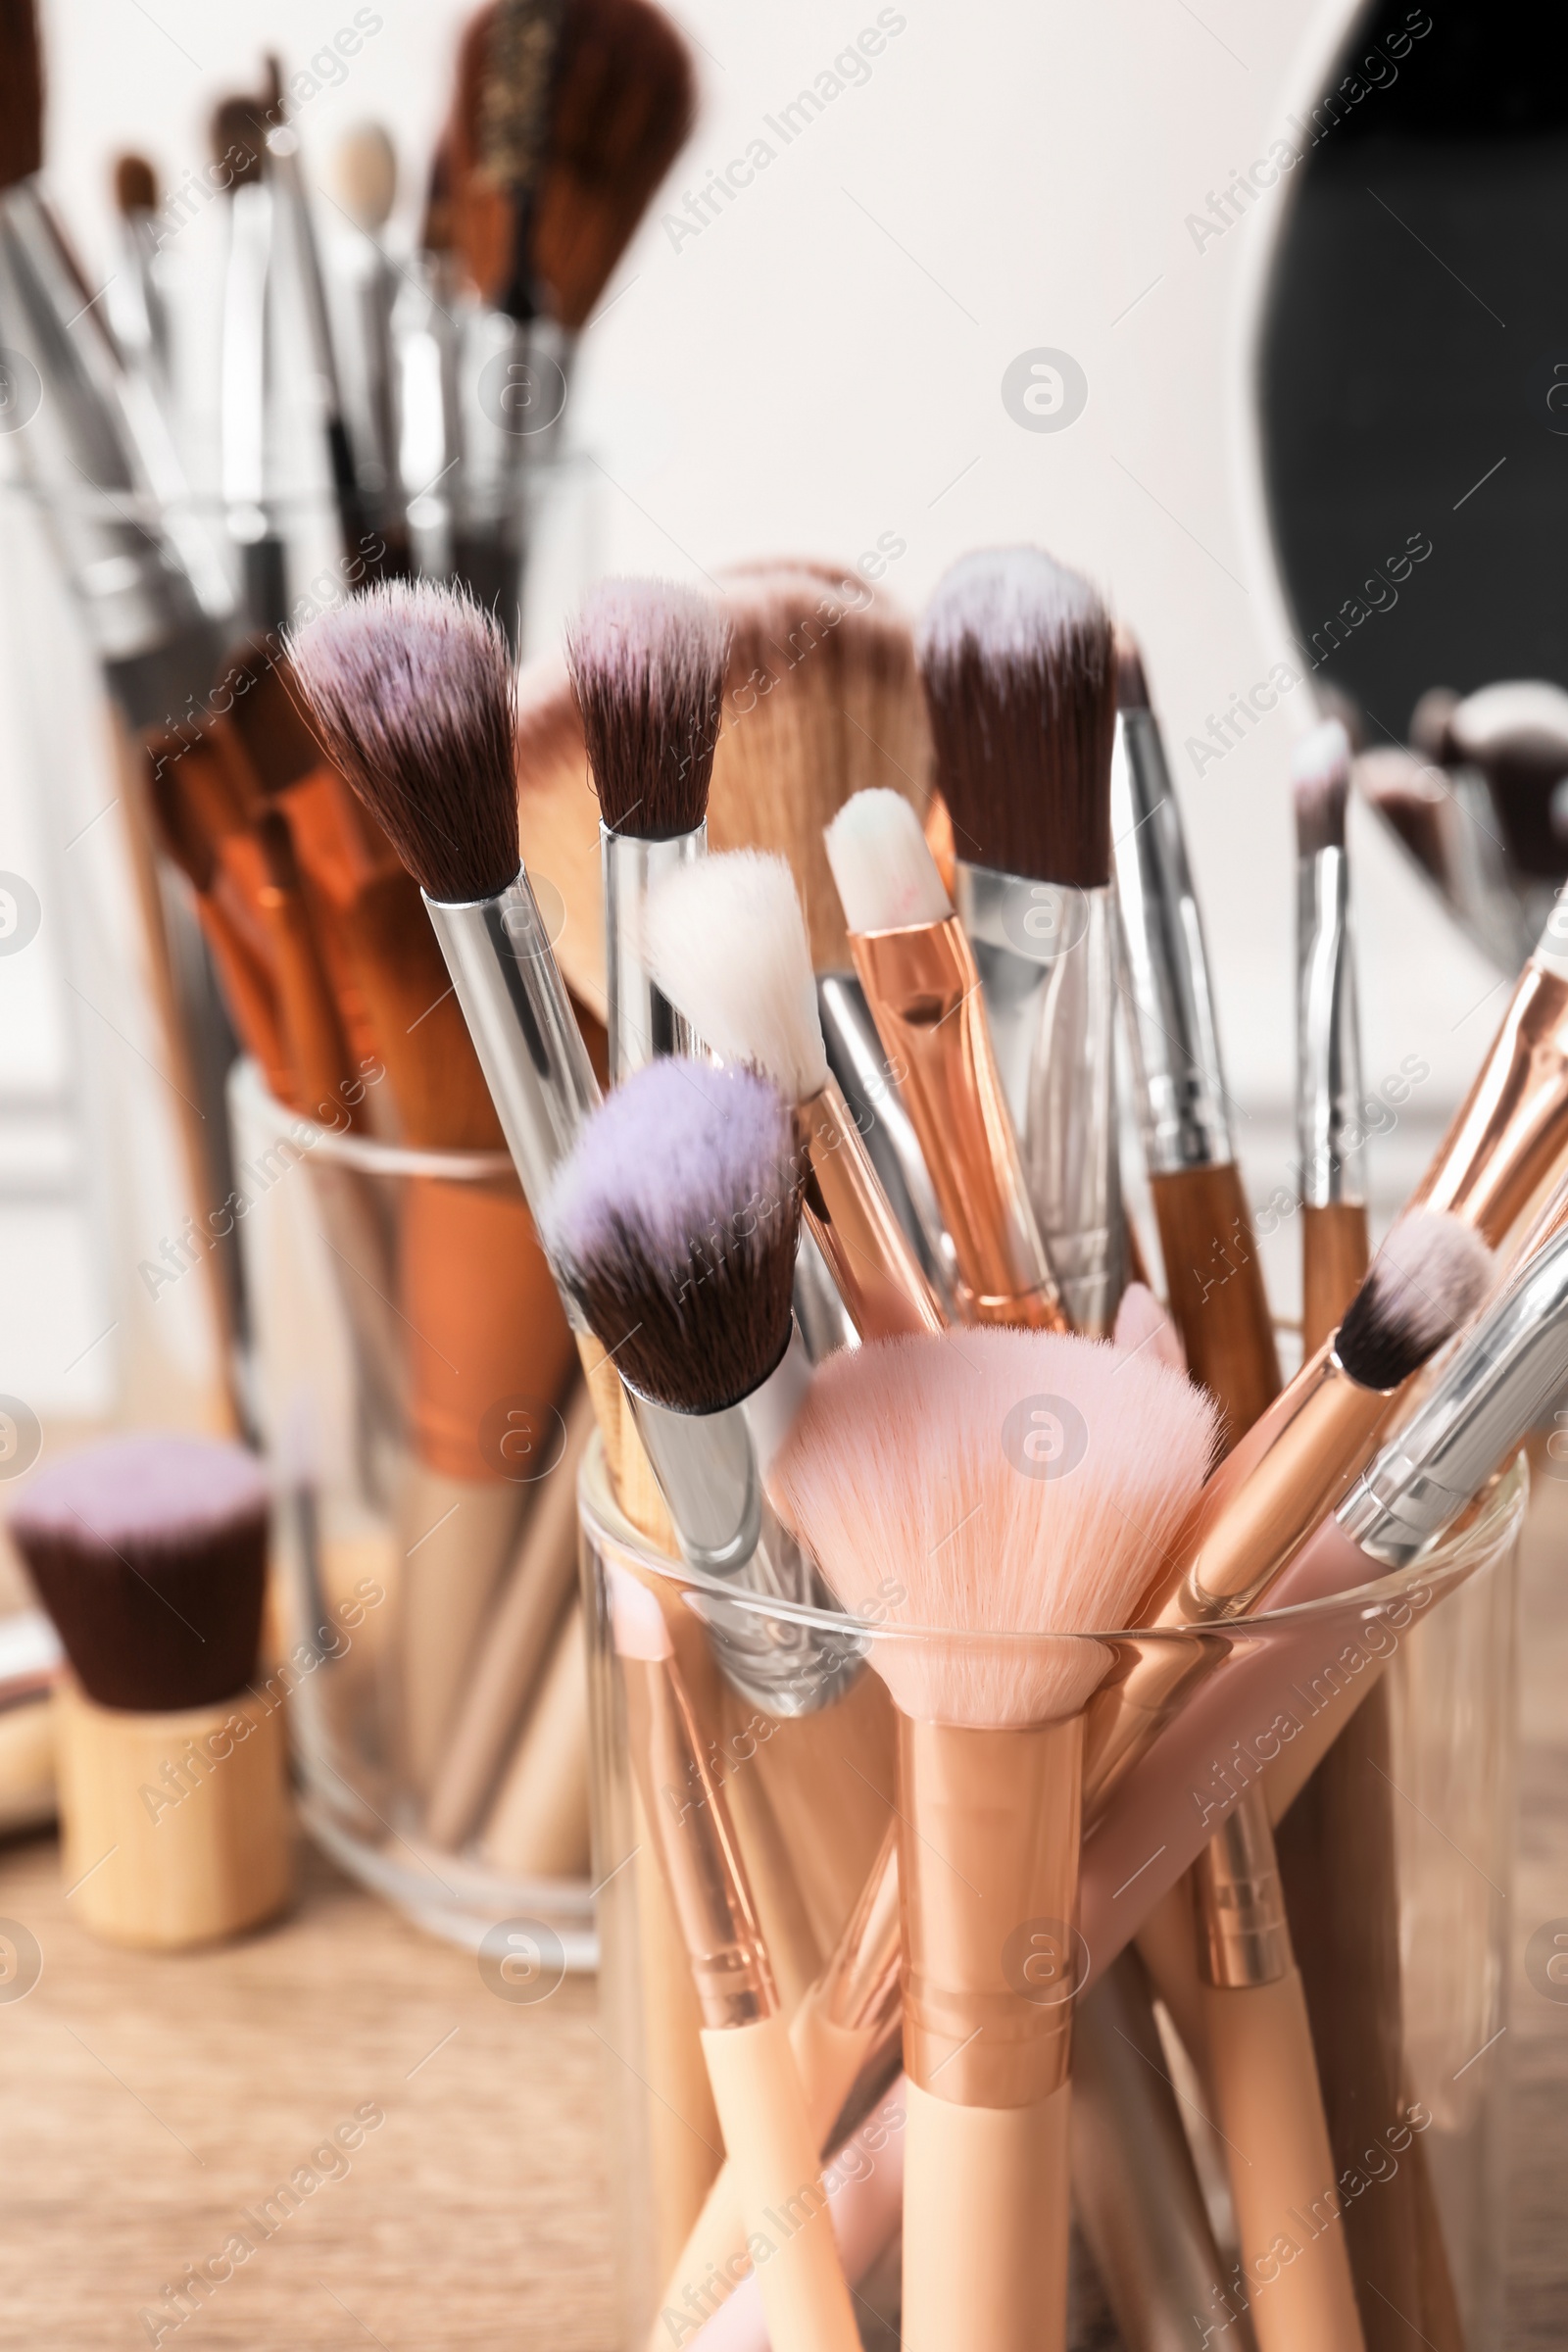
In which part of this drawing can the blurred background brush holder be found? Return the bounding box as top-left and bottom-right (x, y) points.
(231, 1057), (594, 1962)
(579, 1441), (1524, 2352)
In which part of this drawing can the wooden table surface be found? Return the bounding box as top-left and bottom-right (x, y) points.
(2, 1463), (1566, 2351)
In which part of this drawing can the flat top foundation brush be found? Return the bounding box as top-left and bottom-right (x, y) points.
(9, 1434), (269, 1712)
(823, 787), (1063, 1331)
(771, 1326), (1215, 2352)
(565, 573), (728, 1080)
(642, 847), (943, 1341)
(918, 548), (1126, 1333)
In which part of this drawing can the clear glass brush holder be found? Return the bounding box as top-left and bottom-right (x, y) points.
(579, 1443), (1525, 2351)
(231, 1059), (594, 1962)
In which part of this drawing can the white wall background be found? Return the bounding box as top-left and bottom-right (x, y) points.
(0, 0), (1503, 1409)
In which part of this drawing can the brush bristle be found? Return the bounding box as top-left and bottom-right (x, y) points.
(542, 1057), (802, 1412)
(565, 576), (729, 839)
(331, 122), (397, 231)
(642, 850), (829, 1104)
(479, 0), (561, 192)
(9, 1435), (270, 1710)
(1354, 748), (1449, 885)
(824, 789), (953, 935)
(1408, 687), (1458, 763)
(1114, 627), (1151, 713)
(287, 581), (519, 904)
(0, 0), (43, 188)
(1336, 1210), (1493, 1391)
(212, 96), (268, 187)
(1112, 1281), (1188, 1373)
(917, 548), (1115, 888)
(710, 566), (933, 970)
(771, 1330), (1217, 1726)
(1292, 719), (1351, 857)
(114, 153), (158, 214)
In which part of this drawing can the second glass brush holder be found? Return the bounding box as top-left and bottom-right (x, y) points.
(580, 1442), (1525, 2352)
(231, 1058), (594, 1961)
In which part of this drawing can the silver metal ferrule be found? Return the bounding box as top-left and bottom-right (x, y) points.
(603, 823), (703, 1082)
(817, 970), (960, 1313)
(1110, 707), (1233, 1174)
(1296, 845), (1366, 1208)
(955, 860), (1124, 1333)
(623, 1326), (865, 1716)
(424, 872), (602, 1214)
(1337, 1222), (1568, 1569)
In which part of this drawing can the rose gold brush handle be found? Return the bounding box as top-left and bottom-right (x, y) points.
(850, 920), (1064, 1330)
(1195, 1787), (1366, 2352)
(612, 1581), (860, 2352)
(795, 1081), (946, 1340)
(1409, 956), (1568, 1244)
(648, 1825), (902, 2345)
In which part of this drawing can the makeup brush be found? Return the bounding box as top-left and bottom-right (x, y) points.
(1354, 746), (1452, 895)
(1408, 896), (1568, 1246)
(212, 93), (288, 633)
(772, 1327), (1216, 2352)
(328, 123), (411, 580)
(709, 565), (934, 975)
(514, 648), (609, 1020)
(1111, 632), (1282, 1443)
(8, 1434), (292, 1948)
(917, 547), (1126, 1335)
(605, 1560), (861, 2352)
(1294, 718), (1369, 1349)
(1084, 1208), (1494, 1808)
(108, 153), (170, 386)
(542, 1055), (860, 1713)
(564, 574), (729, 1079)
(1446, 680), (1568, 881)
(823, 787), (1064, 1329)
(642, 848), (945, 1343)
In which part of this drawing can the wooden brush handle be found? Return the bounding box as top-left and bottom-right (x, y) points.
(1301, 1200), (1371, 1358)
(902, 2080), (1071, 2352)
(337, 869), (505, 1151)
(699, 2015), (862, 2352)
(1152, 1160), (1282, 1447)
(253, 812), (362, 1122)
(475, 1597), (591, 1879)
(1201, 1964), (1367, 2352)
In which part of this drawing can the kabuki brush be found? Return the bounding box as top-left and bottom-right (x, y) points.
(1111, 632), (1281, 1444)
(564, 575), (729, 1082)
(822, 788), (1063, 1330)
(917, 548), (1126, 1335)
(642, 847), (945, 1343)
(9, 1434), (291, 1949)
(771, 1327), (1216, 2352)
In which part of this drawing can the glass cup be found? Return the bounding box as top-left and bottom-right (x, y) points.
(231, 1057), (594, 1962)
(580, 1440), (1525, 2350)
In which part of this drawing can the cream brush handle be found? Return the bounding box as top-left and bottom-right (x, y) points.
(699, 2015), (862, 2352)
(902, 2078), (1071, 2352)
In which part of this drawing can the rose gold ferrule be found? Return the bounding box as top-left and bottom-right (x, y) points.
(794, 1081), (947, 1342)
(1411, 961), (1568, 1248)
(850, 920), (1065, 1331)
(619, 1652), (776, 2031)
(1082, 1342), (1400, 1811)
(1194, 1784), (1292, 1989)
(897, 1712), (1083, 2108)
(815, 1819), (904, 2037)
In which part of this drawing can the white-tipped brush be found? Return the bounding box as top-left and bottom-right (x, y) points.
(822, 788), (953, 935)
(772, 1326), (1215, 2352)
(643, 851), (945, 1343)
(1294, 713), (1368, 1354)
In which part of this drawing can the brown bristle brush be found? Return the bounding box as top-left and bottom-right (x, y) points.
(771, 1327), (1217, 2352)
(916, 547), (1126, 1335)
(8, 1435), (292, 1949)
